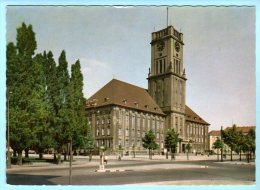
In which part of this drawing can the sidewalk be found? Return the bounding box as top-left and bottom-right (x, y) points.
(6, 154), (255, 172)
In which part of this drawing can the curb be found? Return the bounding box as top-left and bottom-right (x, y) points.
(95, 169), (132, 173)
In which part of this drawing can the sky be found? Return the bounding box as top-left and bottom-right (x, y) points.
(6, 6), (256, 131)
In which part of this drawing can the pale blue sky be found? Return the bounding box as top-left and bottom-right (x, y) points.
(6, 6), (256, 130)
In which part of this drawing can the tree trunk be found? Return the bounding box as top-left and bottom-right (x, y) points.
(57, 153), (61, 164)
(39, 152), (43, 159)
(54, 152), (57, 161)
(239, 149), (242, 161)
(17, 151), (23, 165)
(64, 152), (67, 161)
(217, 149), (219, 161)
(230, 148), (233, 161)
(187, 152), (189, 160)
(13, 149), (17, 157)
(25, 148), (29, 158)
(89, 150), (92, 162)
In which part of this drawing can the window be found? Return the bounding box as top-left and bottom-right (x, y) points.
(118, 128), (122, 136)
(125, 115), (129, 127)
(108, 119), (111, 124)
(96, 128), (100, 136)
(163, 59), (166, 72)
(152, 119), (155, 130)
(137, 117), (140, 129)
(101, 119), (104, 124)
(126, 128), (129, 136)
(160, 60), (162, 73)
(132, 116), (135, 127)
(157, 132), (159, 139)
(132, 129), (135, 136)
(175, 117), (178, 126)
(125, 139), (129, 147)
(107, 127), (111, 136)
(101, 128), (105, 136)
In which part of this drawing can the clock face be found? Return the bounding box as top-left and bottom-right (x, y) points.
(175, 42), (180, 52)
(157, 41), (165, 51)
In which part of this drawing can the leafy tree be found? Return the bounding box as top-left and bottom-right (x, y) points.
(241, 129), (255, 163)
(7, 23), (38, 165)
(212, 137), (223, 161)
(164, 129), (179, 160)
(185, 141), (192, 160)
(235, 131), (245, 161)
(222, 124), (237, 161)
(31, 53), (54, 159)
(142, 130), (159, 159)
(53, 50), (71, 163)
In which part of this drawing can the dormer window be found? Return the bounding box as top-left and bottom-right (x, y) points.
(104, 97), (109, 102)
(123, 99), (127, 104)
(134, 102), (139, 107)
(145, 105), (149, 109)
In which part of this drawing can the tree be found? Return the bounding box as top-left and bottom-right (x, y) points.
(53, 50), (71, 163)
(164, 129), (179, 160)
(235, 131), (245, 161)
(142, 130), (159, 159)
(185, 141), (192, 160)
(241, 129), (255, 163)
(222, 124), (237, 161)
(212, 137), (223, 161)
(7, 23), (38, 165)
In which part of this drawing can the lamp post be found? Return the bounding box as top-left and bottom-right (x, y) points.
(221, 126), (223, 162)
(7, 90), (11, 169)
(99, 146), (105, 170)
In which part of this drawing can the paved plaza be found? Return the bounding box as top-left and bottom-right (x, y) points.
(6, 154), (255, 185)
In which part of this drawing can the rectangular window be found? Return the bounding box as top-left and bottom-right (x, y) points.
(96, 128), (100, 136)
(118, 128), (122, 136)
(125, 115), (129, 127)
(107, 128), (110, 136)
(102, 128), (105, 136)
(132, 116), (135, 127)
(160, 60), (162, 73)
(137, 117), (140, 129)
(126, 128), (129, 136)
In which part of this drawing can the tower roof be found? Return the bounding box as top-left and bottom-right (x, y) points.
(86, 79), (165, 115)
(185, 105), (210, 125)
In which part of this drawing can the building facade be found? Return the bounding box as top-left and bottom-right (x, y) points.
(86, 25), (210, 154)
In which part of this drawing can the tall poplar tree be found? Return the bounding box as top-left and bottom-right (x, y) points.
(7, 23), (38, 165)
(54, 50), (70, 162)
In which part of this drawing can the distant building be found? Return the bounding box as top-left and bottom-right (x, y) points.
(86, 25), (209, 154)
(208, 126), (255, 153)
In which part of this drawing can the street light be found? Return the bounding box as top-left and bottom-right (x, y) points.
(221, 126), (223, 162)
(6, 90), (11, 169)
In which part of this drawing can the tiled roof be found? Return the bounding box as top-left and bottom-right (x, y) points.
(225, 126), (255, 133)
(209, 130), (221, 136)
(86, 79), (165, 115)
(209, 126), (255, 136)
(185, 105), (210, 125)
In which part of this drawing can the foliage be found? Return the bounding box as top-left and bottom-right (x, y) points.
(6, 22), (95, 165)
(212, 137), (223, 161)
(222, 124), (237, 161)
(164, 129), (179, 160)
(142, 130), (159, 159)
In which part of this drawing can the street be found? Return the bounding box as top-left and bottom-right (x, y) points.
(6, 155), (255, 185)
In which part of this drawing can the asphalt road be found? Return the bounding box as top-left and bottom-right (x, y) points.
(7, 160), (255, 185)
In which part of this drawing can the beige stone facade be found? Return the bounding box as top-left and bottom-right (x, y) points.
(86, 104), (165, 153)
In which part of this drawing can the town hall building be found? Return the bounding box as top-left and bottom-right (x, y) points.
(86, 25), (210, 154)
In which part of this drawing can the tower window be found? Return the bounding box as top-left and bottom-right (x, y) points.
(160, 60), (162, 73)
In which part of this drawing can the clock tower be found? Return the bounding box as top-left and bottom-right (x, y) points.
(148, 26), (187, 146)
